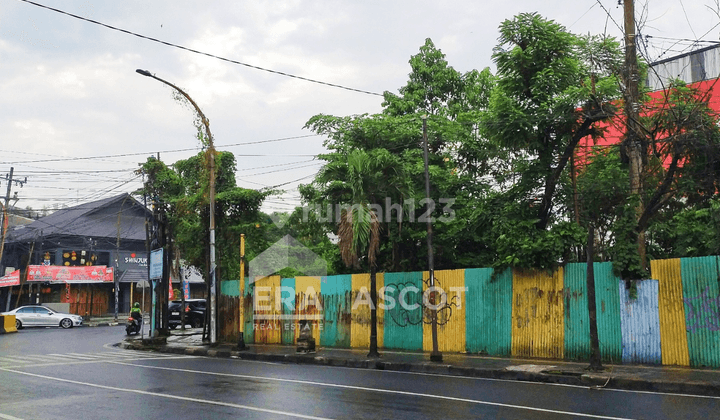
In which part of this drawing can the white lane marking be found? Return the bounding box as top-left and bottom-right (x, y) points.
(0, 368), (332, 420)
(105, 342), (720, 401)
(46, 353), (89, 360)
(285, 357), (720, 401)
(8, 355), (195, 369)
(66, 353), (107, 359)
(0, 412), (24, 420)
(107, 361), (635, 420)
(0, 356), (29, 363)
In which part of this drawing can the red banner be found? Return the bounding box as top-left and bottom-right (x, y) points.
(0, 270), (20, 288)
(27, 265), (114, 283)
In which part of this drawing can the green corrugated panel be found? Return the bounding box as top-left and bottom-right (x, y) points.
(564, 263), (623, 362)
(220, 280), (241, 297)
(465, 267), (512, 356)
(593, 262), (623, 363)
(281, 277), (296, 345)
(564, 263), (590, 360)
(680, 256), (720, 368)
(321, 275), (352, 348)
(383, 271), (423, 350)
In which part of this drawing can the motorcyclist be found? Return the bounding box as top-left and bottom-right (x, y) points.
(130, 302), (142, 323)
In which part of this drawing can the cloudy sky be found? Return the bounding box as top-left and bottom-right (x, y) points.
(1, 0), (718, 215)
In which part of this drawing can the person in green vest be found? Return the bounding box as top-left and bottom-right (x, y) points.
(130, 302), (142, 322)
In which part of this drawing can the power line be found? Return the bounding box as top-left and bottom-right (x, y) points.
(645, 35), (720, 45)
(15, 0), (383, 97)
(3, 135), (321, 164)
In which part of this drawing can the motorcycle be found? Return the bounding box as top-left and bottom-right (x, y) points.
(125, 315), (142, 335)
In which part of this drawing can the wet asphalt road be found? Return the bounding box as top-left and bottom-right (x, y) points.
(0, 326), (718, 419)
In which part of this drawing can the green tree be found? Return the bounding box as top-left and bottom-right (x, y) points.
(137, 152), (269, 283)
(302, 148), (412, 357)
(474, 13), (621, 270)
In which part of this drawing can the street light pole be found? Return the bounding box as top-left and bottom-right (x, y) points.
(422, 116), (442, 363)
(136, 69), (218, 345)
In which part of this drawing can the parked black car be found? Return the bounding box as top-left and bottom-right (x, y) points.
(168, 299), (206, 329)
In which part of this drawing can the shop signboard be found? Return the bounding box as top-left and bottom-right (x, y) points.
(26, 265), (114, 283)
(0, 270), (20, 287)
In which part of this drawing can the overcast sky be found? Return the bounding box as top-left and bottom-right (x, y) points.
(1, 0), (718, 215)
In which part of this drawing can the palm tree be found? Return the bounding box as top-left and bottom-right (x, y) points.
(314, 148), (411, 357)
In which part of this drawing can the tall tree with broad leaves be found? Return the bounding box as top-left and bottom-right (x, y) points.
(302, 148), (411, 357)
(477, 13), (622, 270)
(137, 152), (269, 284)
(613, 79), (720, 278)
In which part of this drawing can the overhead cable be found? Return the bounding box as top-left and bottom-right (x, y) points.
(16, 0), (383, 97)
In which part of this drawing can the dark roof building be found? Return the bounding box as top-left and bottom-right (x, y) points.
(0, 193), (154, 314)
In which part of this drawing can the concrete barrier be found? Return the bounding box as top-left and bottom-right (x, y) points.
(0, 314), (18, 334)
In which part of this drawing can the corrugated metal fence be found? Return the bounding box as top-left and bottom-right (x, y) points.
(218, 256), (720, 367)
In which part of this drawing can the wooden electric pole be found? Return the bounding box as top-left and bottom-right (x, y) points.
(623, 0), (647, 270)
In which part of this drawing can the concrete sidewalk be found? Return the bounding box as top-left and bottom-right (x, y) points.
(118, 330), (720, 397)
(82, 315), (126, 327)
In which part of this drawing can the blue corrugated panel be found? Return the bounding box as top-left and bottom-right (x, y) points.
(465, 268), (512, 356)
(280, 277), (296, 345)
(321, 275), (352, 348)
(593, 263), (623, 363)
(243, 278), (254, 344)
(680, 256), (720, 368)
(619, 279), (662, 364)
(383, 271), (424, 350)
(564, 263), (590, 360)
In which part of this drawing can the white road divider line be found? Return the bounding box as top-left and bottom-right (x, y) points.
(46, 353), (89, 360)
(0, 412), (25, 420)
(24, 356), (195, 369)
(0, 356), (29, 364)
(66, 353), (106, 359)
(0, 368), (332, 420)
(106, 361), (636, 420)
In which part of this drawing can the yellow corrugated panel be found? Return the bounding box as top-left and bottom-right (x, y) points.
(651, 259), (690, 366)
(350, 273), (384, 349)
(295, 276), (322, 346)
(252, 276), (282, 344)
(422, 269), (467, 353)
(511, 268), (565, 359)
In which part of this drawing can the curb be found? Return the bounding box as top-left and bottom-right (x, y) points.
(117, 341), (720, 397)
(85, 322), (121, 327)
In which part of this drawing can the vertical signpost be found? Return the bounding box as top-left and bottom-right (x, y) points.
(149, 248), (163, 336)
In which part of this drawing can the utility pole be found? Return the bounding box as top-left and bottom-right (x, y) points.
(2, 167), (27, 311)
(623, 0), (646, 269)
(422, 116), (442, 363)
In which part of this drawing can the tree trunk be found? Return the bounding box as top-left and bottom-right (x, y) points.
(587, 223), (603, 371)
(368, 266), (380, 358)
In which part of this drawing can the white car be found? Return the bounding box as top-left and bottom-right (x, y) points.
(2, 305), (83, 329)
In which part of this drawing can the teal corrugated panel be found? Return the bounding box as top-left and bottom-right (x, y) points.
(321, 275), (352, 348)
(280, 277), (296, 345)
(619, 279), (662, 364)
(564, 263), (590, 360)
(243, 277), (254, 344)
(465, 267), (512, 356)
(593, 262), (623, 363)
(382, 271), (424, 350)
(680, 256), (720, 368)
(220, 280), (241, 297)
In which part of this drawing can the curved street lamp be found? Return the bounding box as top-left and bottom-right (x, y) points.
(135, 69), (218, 344)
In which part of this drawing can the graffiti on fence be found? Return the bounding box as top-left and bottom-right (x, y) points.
(684, 286), (720, 332)
(381, 277), (462, 327)
(384, 281), (424, 327)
